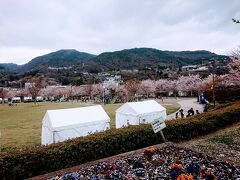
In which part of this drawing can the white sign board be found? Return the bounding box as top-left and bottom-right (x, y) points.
(151, 117), (166, 133)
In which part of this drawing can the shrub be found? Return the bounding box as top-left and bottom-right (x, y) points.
(205, 88), (240, 103)
(1, 102), (240, 179)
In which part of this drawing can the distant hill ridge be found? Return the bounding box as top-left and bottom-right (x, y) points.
(19, 49), (96, 71)
(0, 48), (228, 72)
(87, 48), (227, 71)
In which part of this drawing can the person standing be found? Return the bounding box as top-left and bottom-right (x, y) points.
(204, 104), (208, 112)
(176, 112), (179, 119)
(180, 109), (184, 118)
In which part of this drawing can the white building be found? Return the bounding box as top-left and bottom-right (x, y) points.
(24, 82), (34, 89)
(181, 65), (198, 71)
(115, 100), (167, 128)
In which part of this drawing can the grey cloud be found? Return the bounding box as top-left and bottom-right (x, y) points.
(0, 0), (239, 64)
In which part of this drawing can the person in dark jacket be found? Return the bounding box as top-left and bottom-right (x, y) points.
(196, 110), (200, 114)
(179, 109), (184, 118)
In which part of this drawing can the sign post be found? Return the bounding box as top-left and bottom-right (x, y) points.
(150, 117), (167, 143)
(159, 130), (166, 142)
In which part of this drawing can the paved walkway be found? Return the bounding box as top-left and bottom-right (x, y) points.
(166, 98), (204, 120)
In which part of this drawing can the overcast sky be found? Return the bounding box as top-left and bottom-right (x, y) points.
(0, 0), (239, 65)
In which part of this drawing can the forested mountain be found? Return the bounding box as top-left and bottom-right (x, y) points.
(0, 63), (19, 71)
(19, 49), (96, 71)
(85, 48), (227, 71)
(0, 48), (228, 73)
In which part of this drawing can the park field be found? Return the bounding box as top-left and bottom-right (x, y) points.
(0, 101), (179, 151)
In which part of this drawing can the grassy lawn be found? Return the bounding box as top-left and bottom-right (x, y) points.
(0, 101), (178, 151)
(178, 123), (240, 165)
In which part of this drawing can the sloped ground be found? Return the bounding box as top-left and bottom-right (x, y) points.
(30, 141), (240, 180)
(178, 123), (240, 167)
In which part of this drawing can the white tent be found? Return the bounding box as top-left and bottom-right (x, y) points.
(116, 100), (166, 128)
(24, 96), (32, 102)
(12, 97), (21, 103)
(36, 96), (44, 101)
(41, 105), (110, 145)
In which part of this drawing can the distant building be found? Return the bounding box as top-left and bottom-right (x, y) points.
(97, 72), (111, 77)
(121, 69), (139, 73)
(48, 66), (72, 70)
(191, 66), (208, 72)
(182, 65), (209, 72)
(103, 75), (122, 87)
(25, 82), (34, 89)
(181, 65), (197, 71)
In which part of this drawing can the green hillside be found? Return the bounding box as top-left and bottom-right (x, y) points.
(85, 48), (227, 71)
(19, 49), (96, 71)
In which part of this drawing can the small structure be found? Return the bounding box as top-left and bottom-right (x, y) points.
(36, 96), (44, 102)
(24, 96), (32, 102)
(41, 105), (110, 145)
(181, 65), (197, 71)
(115, 100), (167, 128)
(12, 97), (21, 103)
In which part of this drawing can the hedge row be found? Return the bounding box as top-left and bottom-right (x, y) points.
(1, 102), (240, 179)
(205, 88), (240, 103)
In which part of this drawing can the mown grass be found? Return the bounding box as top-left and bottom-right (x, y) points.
(209, 125), (240, 145)
(0, 101), (177, 150)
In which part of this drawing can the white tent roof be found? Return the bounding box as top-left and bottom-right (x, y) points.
(43, 105), (110, 129)
(116, 100), (166, 115)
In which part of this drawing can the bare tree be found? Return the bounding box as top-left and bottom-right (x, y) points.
(27, 77), (42, 105)
(125, 80), (139, 101)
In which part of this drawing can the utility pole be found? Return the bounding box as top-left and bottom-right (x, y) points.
(212, 60), (216, 107)
(103, 86), (106, 105)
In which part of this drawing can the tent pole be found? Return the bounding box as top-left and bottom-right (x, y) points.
(53, 131), (55, 144)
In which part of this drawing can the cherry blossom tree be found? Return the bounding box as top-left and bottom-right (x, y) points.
(138, 79), (156, 98)
(91, 84), (104, 99)
(125, 80), (139, 100)
(40, 87), (52, 100)
(177, 75), (202, 96)
(0, 88), (9, 104)
(65, 86), (80, 103)
(107, 83), (118, 99)
(227, 49), (240, 86)
(6, 89), (16, 99)
(167, 79), (179, 97)
(202, 74), (225, 89)
(84, 84), (93, 99)
(114, 85), (128, 102)
(27, 77), (42, 104)
(18, 88), (30, 98)
(155, 79), (170, 96)
(41, 86), (63, 101)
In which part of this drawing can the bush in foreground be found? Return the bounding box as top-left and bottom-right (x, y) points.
(1, 102), (240, 179)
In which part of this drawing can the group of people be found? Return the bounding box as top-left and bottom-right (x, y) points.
(175, 108), (200, 119)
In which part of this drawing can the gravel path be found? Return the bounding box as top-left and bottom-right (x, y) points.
(166, 98), (204, 120)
